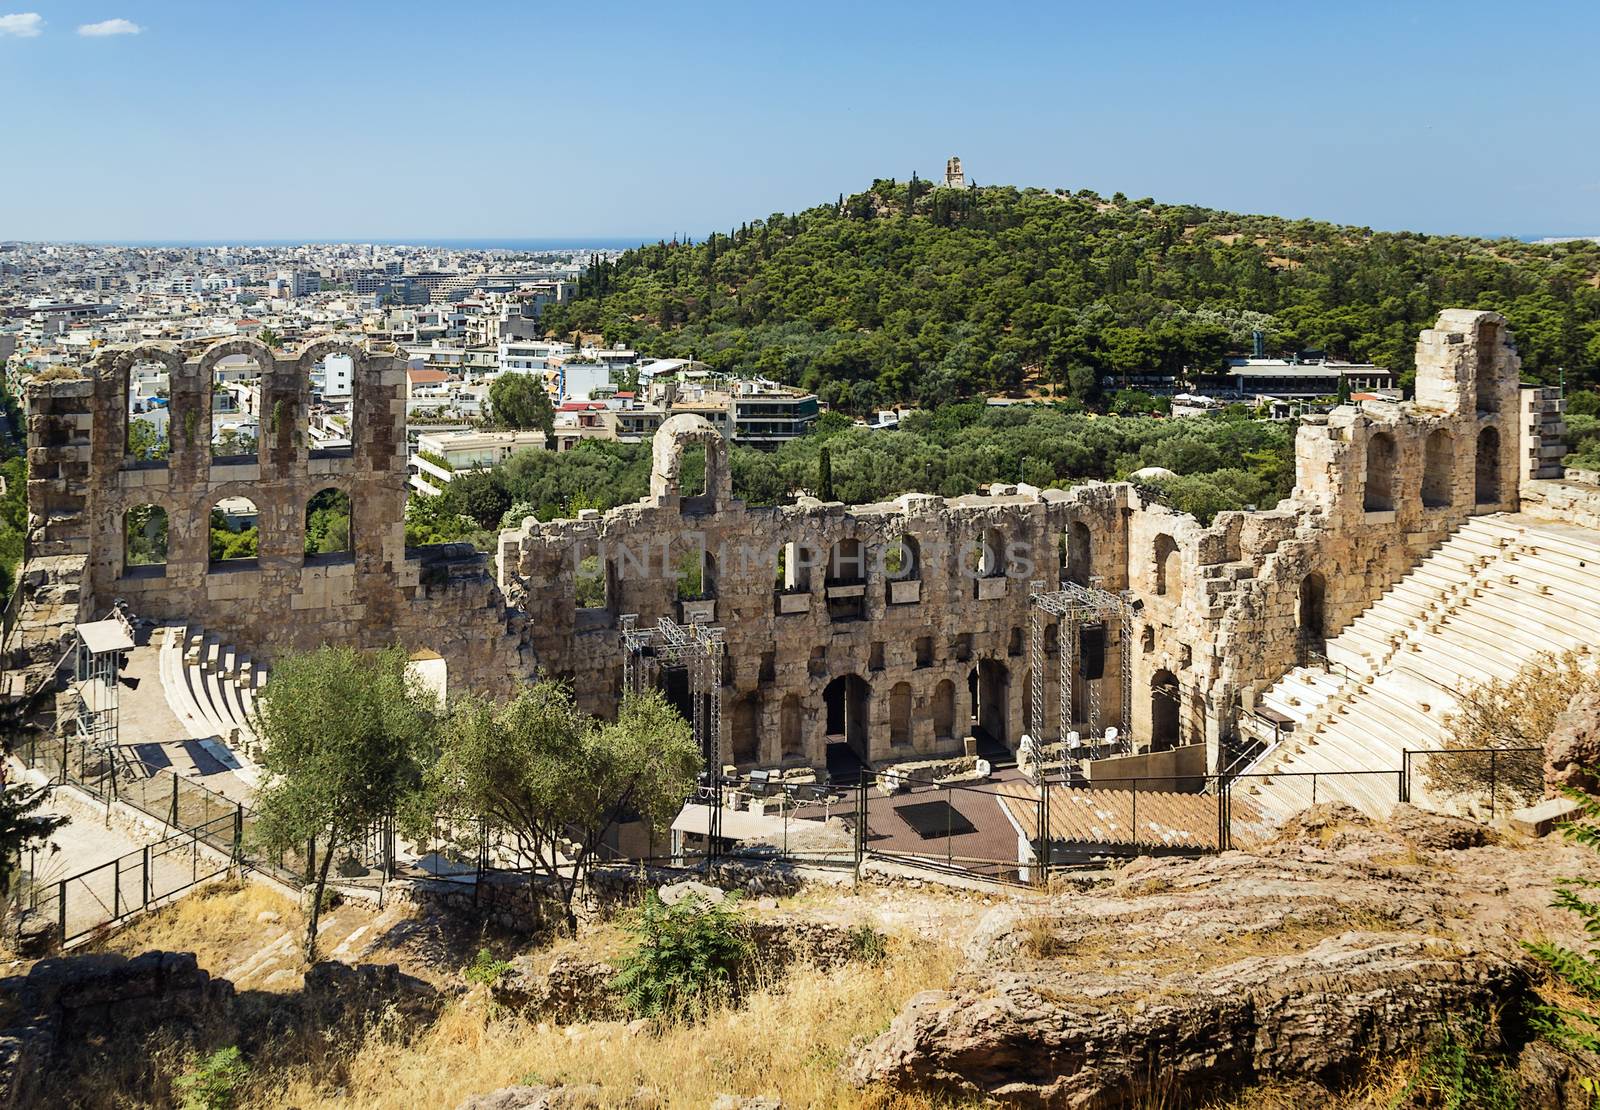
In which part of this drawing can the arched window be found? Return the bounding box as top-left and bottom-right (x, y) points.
(125, 358), (170, 466)
(304, 487), (351, 559)
(971, 528), (1006, 578)
(1151, 669), (1181, 751)
(1364, 431), (1396, 513)
(124, 504), (168, 573)
(308, 352), (356, 458)
(827, 537), (866, 585)
(1422, 430), (1454, 509)
(889, 682), (912, 748)
(675, 540), (710, 600)
(1153, 534), (1179, 596)
(1475, 320), (1501, 415)
(1476, 426), (1501, 505)
(1067, 521), (1092, 585)
(884, 533), (920, 580)
(211, 354), (261, 463)
(774, 541), (812, 593)
(209, 497), (259, 568)
(1298, 573), (1326, 664)
(575, 542), (613, 617)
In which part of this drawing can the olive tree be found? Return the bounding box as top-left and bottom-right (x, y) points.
(424, 683), (698, 930)
(250, 645), (437, 960)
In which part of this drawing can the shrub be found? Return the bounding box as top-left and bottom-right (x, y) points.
(173, 1046), (249, 1110)
(848, 923), (889, 964)
(463, 946), (512, 986)
(610, 891), (753, 1019)
(1524, 780), (1600, 1078)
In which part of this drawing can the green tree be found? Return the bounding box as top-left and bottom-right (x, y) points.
(127, 417), (168, 461)
(423, 684), (698, 931)
(257, 327), (282, 350)
(818, 445), (835, 501)
(488, 373), (556, 442)
(250, 645), (437, 960)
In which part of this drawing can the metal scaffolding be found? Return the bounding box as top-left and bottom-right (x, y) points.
(1027, 581), (1134, 779)
(68, 611), (136, 749)
(620, 614), (726, 782)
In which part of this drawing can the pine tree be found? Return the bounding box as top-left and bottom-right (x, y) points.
(819, 446), (835, 502)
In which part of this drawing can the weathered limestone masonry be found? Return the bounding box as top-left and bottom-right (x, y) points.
(501, 310), (1537, 774)
(11, 311), (1550, 779)
(501, 412), (1132, 769)
(19, 339), (531, 694)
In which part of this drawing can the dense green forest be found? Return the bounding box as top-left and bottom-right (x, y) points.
(405, 403), (1295, 549)
(540, 180), (1600, 411)
(0, 379), (25, 607)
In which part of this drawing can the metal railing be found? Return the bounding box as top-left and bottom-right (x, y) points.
(18, 812), (239, 944)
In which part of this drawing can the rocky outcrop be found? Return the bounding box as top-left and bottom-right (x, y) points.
(1547, 689), (1600, 795)
(0, 952), (235, 1110)
(491, 951), (621, 1023)
(849, 806), (1593, 1106)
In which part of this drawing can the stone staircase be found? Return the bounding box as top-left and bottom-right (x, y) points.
(1239, 513), (1600, 821)
(157, 625), (268, 772)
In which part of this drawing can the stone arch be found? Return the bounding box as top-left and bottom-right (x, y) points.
(574, 540), (615, 615)
(649, 413), (731, 507)
(208, 493), (260, 568)
(1476, 425), (1501, 505)
(885, 532), (920, 580)
(299, 338), (364, 459)
(101, 344), (183, 468)
(1364, 430), (1397, 513)
(200, 340), (268, 465)
(780, 693), (804, 761)
(305, 486), (352, 559)
(932, 679), (956, 742)
(1153, 533), (1179, 596)
(123, 503), (169, 573)
(774, 539), (813, 594)
(1151, 668), (1180, 751)
(889, 681), (912, 748)
(1422, 429), (1454, 509)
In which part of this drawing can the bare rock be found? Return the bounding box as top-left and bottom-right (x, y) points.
(1516, 1038), (1600, 1109)
(1385, 803), (1492, 851)
(302, 960), (441, 1026)
(658, 880), (726, 907)
(491, 951), (620, 1023)
(709, 1096), (782, 1109)
(1267, 801), (1371, 845)
(457, 1084), (658, 1110)
(1547, 690), (1600, 795)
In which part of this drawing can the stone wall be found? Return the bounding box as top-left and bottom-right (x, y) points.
(23, 340), (532, 695)
(17, 310), (1537, 777)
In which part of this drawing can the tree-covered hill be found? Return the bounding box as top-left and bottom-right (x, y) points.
(540, 180), (1600, 410)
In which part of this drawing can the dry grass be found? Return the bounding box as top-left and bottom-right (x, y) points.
(261, 933), (963, 1110)
(91, 878), (303, 979)
(1015, 913), (1066, 959)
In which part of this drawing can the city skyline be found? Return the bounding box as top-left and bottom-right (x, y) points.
(2, 0), (1598, 242)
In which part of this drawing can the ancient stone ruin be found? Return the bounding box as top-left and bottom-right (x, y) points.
(7, 310), (1594, 786)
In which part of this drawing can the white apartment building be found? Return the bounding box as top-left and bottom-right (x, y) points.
(408, 429), (548, 496)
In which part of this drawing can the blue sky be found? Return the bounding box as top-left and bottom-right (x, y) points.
(1, 0), (1595, 242)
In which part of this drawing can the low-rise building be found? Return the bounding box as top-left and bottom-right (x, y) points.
(408, 428), (548, 495)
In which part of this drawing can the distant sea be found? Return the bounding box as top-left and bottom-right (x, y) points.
(73, 237), (660, 251)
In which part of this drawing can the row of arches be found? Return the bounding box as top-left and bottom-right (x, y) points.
(724, 666), (1009, 768)
(117, 341), (359, 470)
(1364, 426), (1502, 514)
(122, 487), (351, 572)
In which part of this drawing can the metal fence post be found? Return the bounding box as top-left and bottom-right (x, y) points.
(945, 784), (953, 871)
(1131, 779), (1138, 852)
(142, 845), (150, 909)
(1400, 750), (1411, 804)
(233, 804), (243, 861)
(1490, 749), (1498, 823)
(57, 879), (66, 941)
(170, 775), (179, 827)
